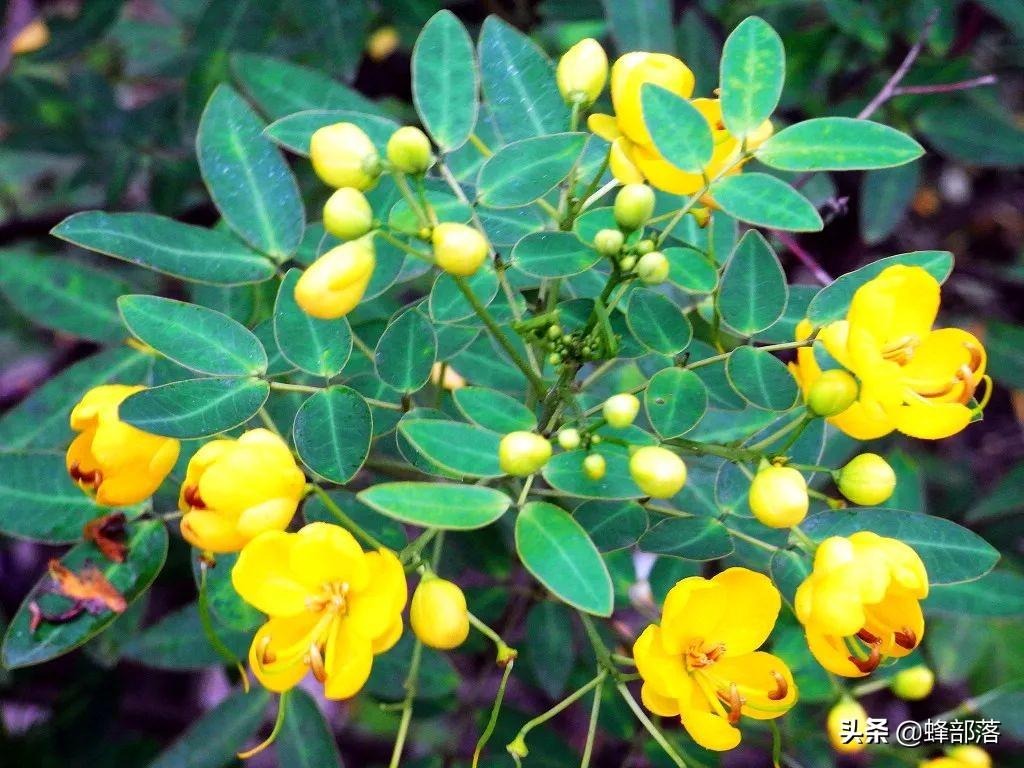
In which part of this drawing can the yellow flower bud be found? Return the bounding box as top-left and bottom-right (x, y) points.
(310, 122), (381, 190)
(837, 453), (896, 506)
(891, 665), (934, 701)
(614, 184), (655, 230)
(295, 236), (376, 319)
(946, 746), (991, 768)
(323, 187), (373, 240)
(11, 18), (50, 55)
(432, 222), (489, 276)
(806, 369), (859, 417)
(556, 38), (608, 107)
(636, 251), (670, 285)
(827, 698), (868, 753)
(749, 465), (808, 528)
(594, 227), (625, 256)
(180, 429), (305, 553)
(410, 576), (469, 650)
(603, 393), (640, 429)
(66, 385), (180, 506)
(387, 126), (432, 175)
(629, 446), (686, 498)
(366, 26), (400, 61)
(499, 431), (552, 476)
(583, 453), (606, 480)
(557, 428), (581, 451)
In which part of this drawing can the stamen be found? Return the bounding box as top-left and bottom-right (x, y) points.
(258, 635), (275, 665)
(848, 643), (881, 674)
(880, 336), (918, 365)
(767, 671), (788, 701)
(856, 628), (879, 644)
(894, 627), (917, 650)
(718, 683), (743, 725)
(964, 342), (983, 372)
(68, 461), (102, 488)
(912, 378), (957, 398)
(308, 642), (326, 683)
(183, 484), (205, 509)
(955, 365), (979, 404)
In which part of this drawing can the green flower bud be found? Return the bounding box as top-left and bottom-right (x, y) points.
(387, 126), (432, 175)
(619, 255), (637, 272)
(614, 184), (655, 230)
(636, 251), (670, 285)
(807, 369), (859, 417)
(557, 428), (581, 451)
(499, 431), (552, 477)
(837, 453), (897, 506)
(322, 187), (373, 240)
(583, 452), (606, 480)
(636, 238), (655, 255)
(891, 665), (934, 701)
(594, 228), (625, 256)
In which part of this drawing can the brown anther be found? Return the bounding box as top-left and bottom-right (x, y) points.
(69, 461), (102, 487)
(964, 342), (983, 372)
(880, 335), (918, 365)
(725, 683), (743, 724)
(768, 670), (788, 701)
(955, 365), (979, 404)
(856, 628), (880, 644)
(258, 635), (275, 665)
(706, 643), (726, 663)
(308, 642), (327, 682)
(183, 484), (205, 509)
(894, 626), (918, 650)
(848, 644), (882, 674)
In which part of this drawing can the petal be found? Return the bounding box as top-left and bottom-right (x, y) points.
(847, 265), (939, 346)
(290, 522), (370, 592)
(609, 138), (645, 184)
(706, 568), (781, 656)
(249, 616), (315, 693)
(324, 619), (374, 699)
(236, 497), (299, 541)
(829, 400), (896, 441)
(632, 143), (704, 195)
(69, 384), (139, 430)
(180, 510), (248, 554)
(805, 629), (865, 678)
(614, 53), (695, 145)
(809, 565), (869, 637)
(372, 615), (404, 654)
(587, 113), (621, 141)
(346, 549), (406, 641)
(231, 531), (309, 616)
(863, 591), (924, 659)
(641, 683), (680, 717)
(660, 577), (723, 654)
(633, 625), (692, 699)
(902, 328), (985, 395)
(711, 652), (797, 719)
(895, 400), (973, 439)
(679, 700), (741, 751)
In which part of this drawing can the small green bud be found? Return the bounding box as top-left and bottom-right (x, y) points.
(807, 369), (859, 417)
(594, 228), (625, 256)
(636, 238), (655, 255)
(636, 251), (670, 285)
(547, 324), (563, 339)
(614, 184), (655, 230)
(619, 255), (637, 272)
(891, 665), (934, 701)
(323, 187), (374, 240)
(837, 453), (897, 506)
(583, 452), (607, 480)
(548, 352), (562, 366)
(387, 126), (432, 174)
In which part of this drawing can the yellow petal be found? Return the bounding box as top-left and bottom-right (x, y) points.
(711, 651), (797, 719)
(180, 510), (248, 553)
(613, 52), (695, 145)
(901, 328), (985, 396)
(633, 625), (692, 699)
(236, 497), (299, 540)
(641, 682), (681, 717)
(372, 615), (404, 654)
(705, 568), (781, 656)
(587, 113), (622, 141)
(289, 522), (370, 593)
(895, 400), (973, 439)
(231, 531), (310, 617)
(249, 615), (316, 692)
(347, 549), (407, 641)
(847, 265), (939, 348)
(679, 698), (741, 751)
(324, 619), (374, 699)
(69, 384), (140, 430)
(863, 591), (924, 659)
(829, 399), (896, 441)
(805, 628), (865, 678)
(660, 577), (723, 654)
(632, 143), (705, 195)
(609, 138), (646, 184)
(809, 566), (869, 637)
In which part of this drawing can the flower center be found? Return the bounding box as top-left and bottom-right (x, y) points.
(844, 624), (919, 673)
(685, 638), (725, 669)
(305, 581), (350, 615)
(880, 335), (919, 365)
(68, 461), (102, 490)
(182, 484), (205, 509)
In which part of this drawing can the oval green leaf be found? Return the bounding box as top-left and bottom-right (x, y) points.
(664, 247), (718, 294)
(515, 501), (613, 616)
(719, 16), (785, 139)
(412, 10), (478, 151)
(639, 517), (734, 560)
(197, 85), (304, 259)
(725, 345), (799, 411)
(511, 231), (601, 278)
(542, 449), (644, 500)
(478, 133), (587, 209)
(357, 482), (512, 529)
(756, 117), (925, 171)
(644, 367), (708, 439)
(718, 230), (788, 336)
(119, 295), (267, 376)
(453, 386), (537, 433)
(710, 173), (823, 232)
(375, 308), (437, 392)
(574, 500), (649, 552)
(274, 269), (353, 377)
(641, 84), (713, 173)
(51, 211), (275, 285)
(398, 419), (503, 478)
(293, 387), (373, 484)
(429, 268), (499, 324)
(277, 688), (344, 768)
(626, 290), (692, 355)
(120, 377), (270, 438)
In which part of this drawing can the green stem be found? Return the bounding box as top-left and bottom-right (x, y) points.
(256, 407), (281, 436)
(238, 691), (290, 759)
(452, 275), (547, 398)
(686, 334), (818, 371)
(616, 682), (687, 767)
(509, 671), (607, 756)
(473, 658), (515, 768)
(469, 133), (493, 157)
(269, 381), (320, 394)
(377, 228), (433, 262)
(306, 484), (385, 550)
(581, 671), (605, 768)
(467, 610), (516, 663)
(389, 640), (423, 768)
(392, 171), (429, 229)
(198, 564), (248, 687)
(789, 525), (817, 553)
(748, 412), (811, 452)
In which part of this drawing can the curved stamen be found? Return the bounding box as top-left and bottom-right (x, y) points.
(894, 626), (917, 650)
(848, 643), (881, 674)
(714, 683), (743, 725)
(856, 628), (879, 644)
(308, 641), (327, 683)
(767, 671), (788, 701)
(183, 484), (205, 509)
(956, 365), (979, 404)
(964, 341), (983, 372)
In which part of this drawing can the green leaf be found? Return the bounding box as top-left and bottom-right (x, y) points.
(0, 452), (108, 542)
(574, 500), (648, 552)
(542, 449), (644, 500)
(719, 16), (785, 139)
(806, 251), (953, 325)
(523, 602), (576, 698)
(710, 173), (823, 232)
(626, 290), (692, 355)
(118, 295), (267, 377)
(304, 488), (407, 550)
(122, 605), (251, 670)
(639, 517), (734, 560)
(511, 231), (601, 278)
(725, 346), (799, 411)
(602, 0), (675, 55)
(412, 10), (478, 151)
(770, 548), (812, 607)
(860, 162), (921, 245)
(191, 551), (263, 631)
(358, 482), (512, 529)
(478, 17), (568, 142)
(966, 461), (1024, 523)
(641, 84), (712, 173)
(120, 377), (270, 438)
(916, 102), (1024, 168)
(478, 133), (587, 208)
(375, 308), (437, 392)
(232, 52), (380, 120)
(197, 85), (304, 259)
(0, 253), (129, 342)
(399, 420), (503, 478)
(756, 118), (925, 171)
(801, 509), (1000, 585)
(982, 321), (1024, 390)
(664, 247), (718, 294)
(265, 110), (399, 156)
(515, 501), (613, 616)
(366, 632), (459, 702)
(0, 347), (151, 450)
(644, 368), (708, 439)
(293, 387), (372, 484)
(453, 386), (537, 432)
(429, 268), (499, 324)
(277, 688), (344, 768)
(718, 230), (788, 335)
(51, 212), (275, 285)
(273, 269), (352, 377)
(925, 571), (1024, 617)
(146, 688), (271, 768)
(2, 520), (168, 669)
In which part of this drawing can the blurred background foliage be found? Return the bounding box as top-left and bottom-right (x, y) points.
(1, 1), (1023, 767)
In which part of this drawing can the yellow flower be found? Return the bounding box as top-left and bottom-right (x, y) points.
(827, 698), (868, 753)
(633, 568), (797, 751)
(794, 532), (928, 677)
(410, 576), (469, 650)
(179, 428), (305, 553)
(294, 235), (376, 319)
(789, 266), (989, 440)
(232, 523), (407, 698)
(556, 38), (608, 106)
(66, 385), (180, 506)
(588, 52), (772, 195)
